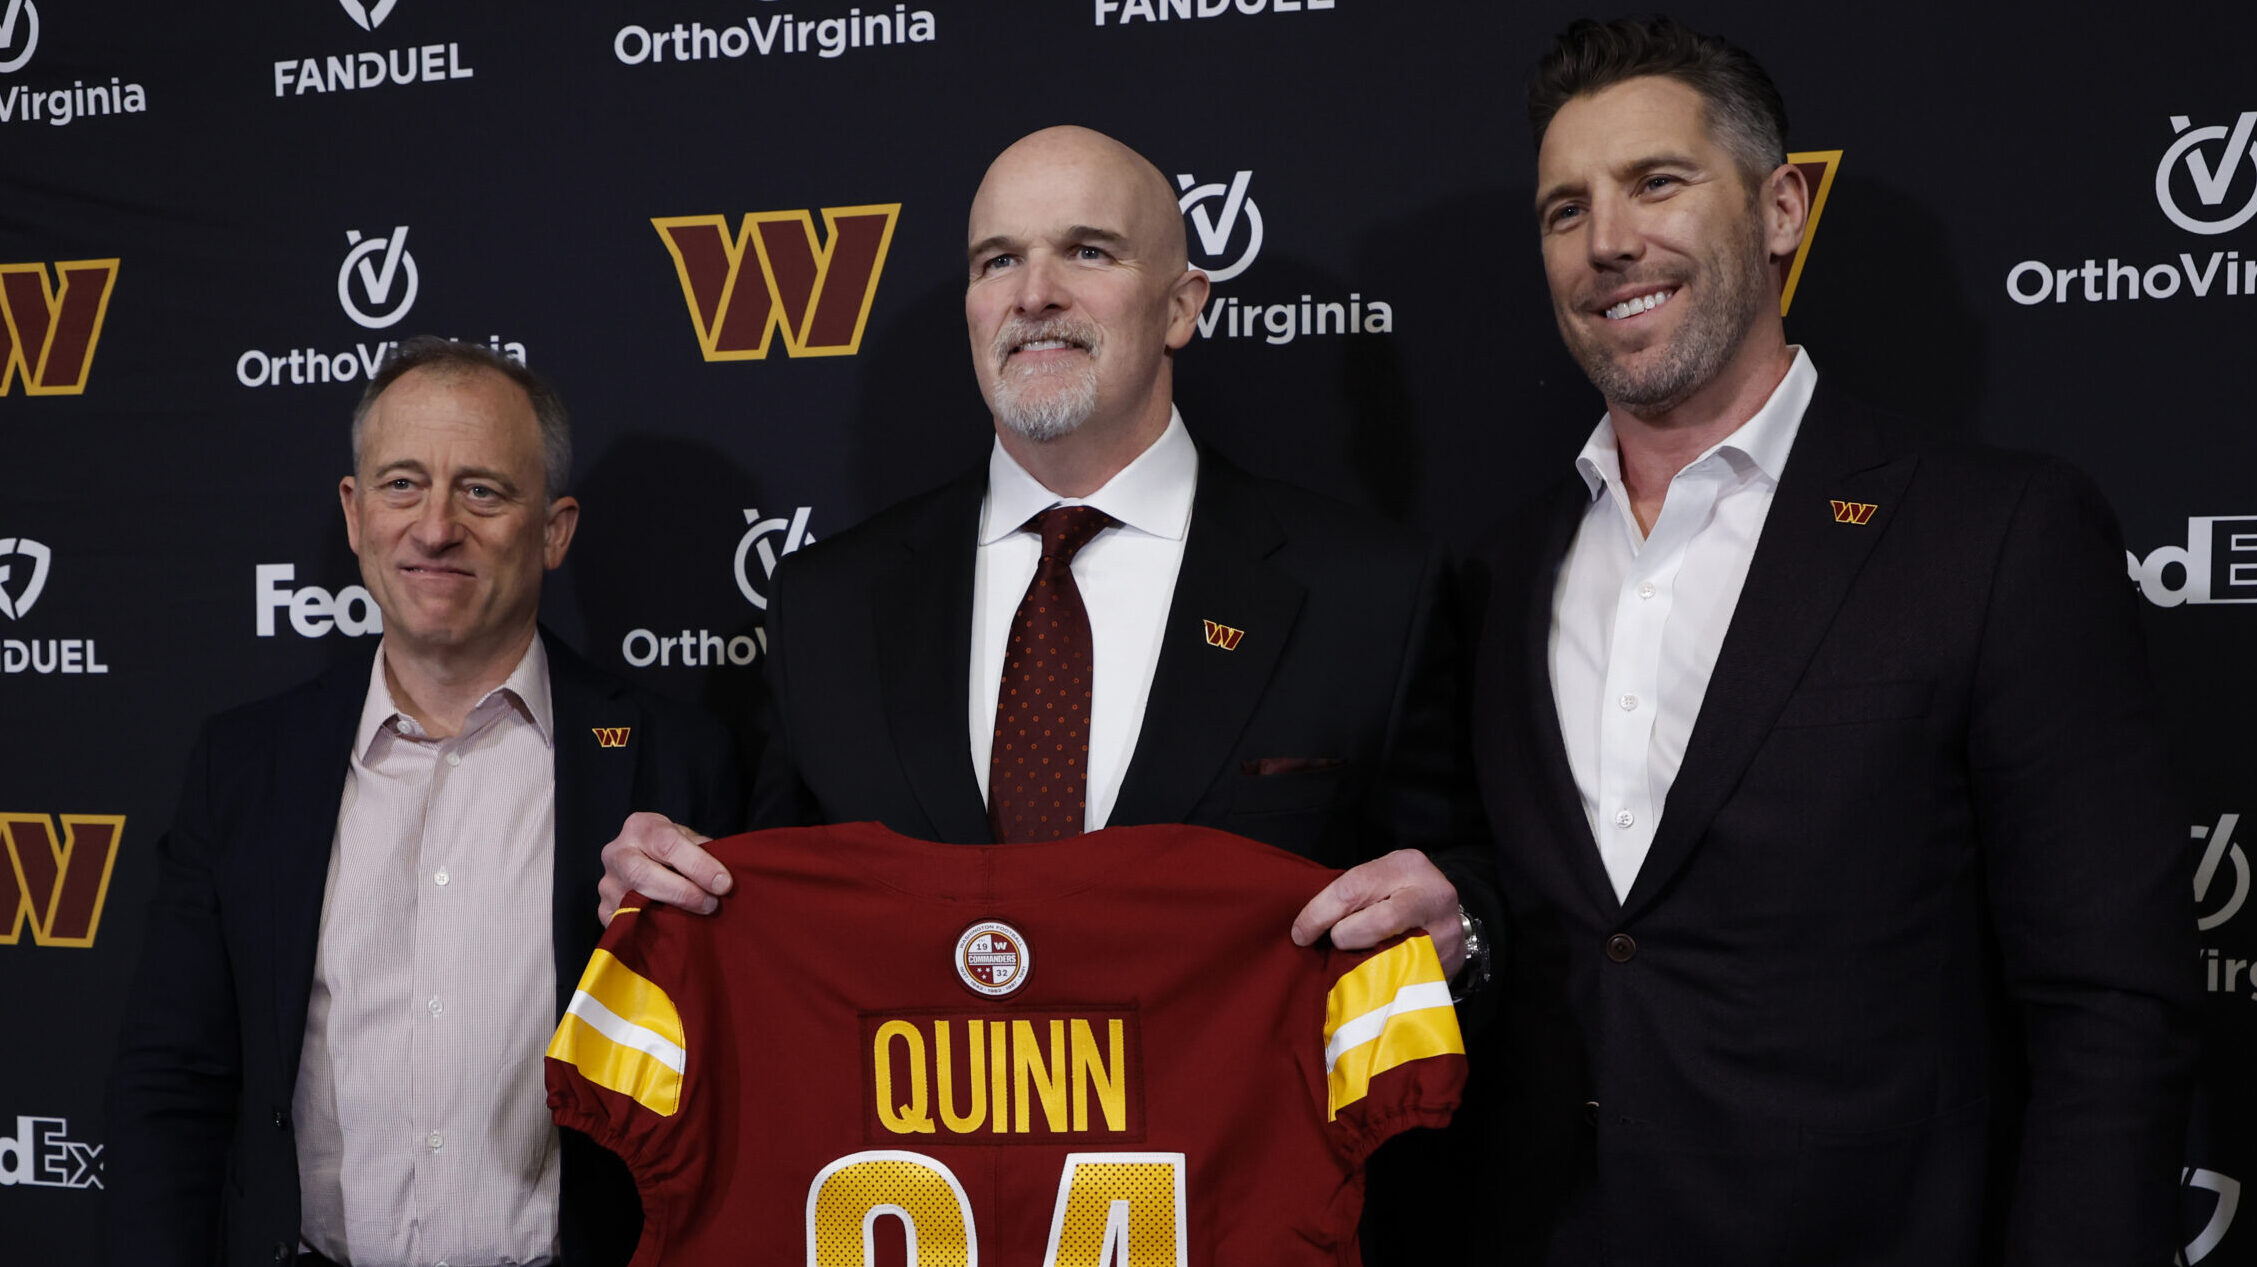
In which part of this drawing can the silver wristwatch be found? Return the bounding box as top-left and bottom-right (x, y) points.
(1450, 905), (1492, 1003)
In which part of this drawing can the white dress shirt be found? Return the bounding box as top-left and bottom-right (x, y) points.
(970, 407), (1198, 833)
(1550, 349), (1817, 901)
(294, 636), (561, 1266)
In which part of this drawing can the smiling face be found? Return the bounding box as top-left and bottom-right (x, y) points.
(964, 127), (1207, 449)
(1535, 75), (1800, 416)
(339, 365), (578, 673)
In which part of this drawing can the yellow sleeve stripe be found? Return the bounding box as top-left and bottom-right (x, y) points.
(1324, 935), (1447, 1031)
(1323, 937), (1464, 1120)
(575, 947), (686, 1049)
(546, 949), (687, 1117)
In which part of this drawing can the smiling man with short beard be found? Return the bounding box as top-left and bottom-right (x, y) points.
(1464, 15), (2198, 1266)
(1546, 144), (1774, 415)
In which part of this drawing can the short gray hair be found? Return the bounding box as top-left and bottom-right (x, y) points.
(350, 336), (572, 499)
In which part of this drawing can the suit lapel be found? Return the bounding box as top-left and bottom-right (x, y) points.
(873, 471), (992, 843)
(271, 649), (374, 1088)
(1520, 480), (1626, 920)
(1112, 451), (1305, 828)
(1618, 392), (1916, 922)
(545, 631), (637, 1016)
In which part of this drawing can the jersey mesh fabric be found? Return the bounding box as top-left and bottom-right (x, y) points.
(545, 822), (1466, 1265)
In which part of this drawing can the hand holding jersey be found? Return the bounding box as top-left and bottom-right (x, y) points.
(598, 810), (725, 920)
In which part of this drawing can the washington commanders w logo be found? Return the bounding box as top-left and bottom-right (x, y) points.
(1831, 500), (1878, 525)
(1202, 619), (1246, 650)
(654, 206), (899, 360)
(1, 813), (123, 948)
(1, 259), (119, 395)
(591, 727), (632, 748)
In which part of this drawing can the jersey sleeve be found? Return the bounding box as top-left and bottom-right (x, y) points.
(544, 897), (711, 1246)
(1319, 933), (1468, 1165)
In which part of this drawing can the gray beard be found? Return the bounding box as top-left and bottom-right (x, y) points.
(1568, 226), (1769, 413)
(988, 318), (1103, 441)
(991, 365), (1100, 442)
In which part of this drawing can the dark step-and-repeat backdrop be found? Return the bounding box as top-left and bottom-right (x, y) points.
(4, 1), (2251, 1261)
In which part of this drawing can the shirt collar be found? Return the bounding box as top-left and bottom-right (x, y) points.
(979, 405), (1198, 544)
(355, 633), (555, 757)
(1573, 346), (1818, 500)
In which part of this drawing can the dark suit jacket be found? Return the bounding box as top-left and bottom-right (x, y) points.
(752, 445), (1486, 879)
(1466, 388), (2199, 1266)
(103, 630), (743, 1267)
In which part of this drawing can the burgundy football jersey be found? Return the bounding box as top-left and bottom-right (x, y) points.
(546, 822), (1465, 1265)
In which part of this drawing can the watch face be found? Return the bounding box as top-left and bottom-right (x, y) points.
(955, 920), (1031, 998)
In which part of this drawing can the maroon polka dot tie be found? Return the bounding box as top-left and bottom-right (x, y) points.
(988, 505), (1116, 843)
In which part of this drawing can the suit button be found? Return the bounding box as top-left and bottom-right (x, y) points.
(272, 1245), (291, 1263)
(1583, 1100), (1600, 1127)
(272, 1107), (286, 1129)
(1605, 933), (1637, 962)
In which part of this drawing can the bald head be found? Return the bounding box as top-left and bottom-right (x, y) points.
(970, 126), (1189, 275)
(962, 124), (1211, 494)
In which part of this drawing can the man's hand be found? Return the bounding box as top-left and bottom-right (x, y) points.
(1291, 849), (1465, 976)
(597, 812), (731, 925)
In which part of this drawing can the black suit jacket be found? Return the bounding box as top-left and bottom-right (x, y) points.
(1467, 388), (2198, 1266)
(103, 631), (743, 1267)
(753, 446), (1485, 877)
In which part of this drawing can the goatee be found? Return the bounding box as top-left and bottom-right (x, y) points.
(989, 317), (1103, 441)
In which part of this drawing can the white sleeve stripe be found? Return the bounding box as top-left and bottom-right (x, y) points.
(564, 987), (688, 1074)
(1323, 980), (1455, 1073)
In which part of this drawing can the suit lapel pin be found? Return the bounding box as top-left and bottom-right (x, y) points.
(1202, 619), (1246, 651)
(591, 726), (632, 748)
(1829, 499), (1878, 525)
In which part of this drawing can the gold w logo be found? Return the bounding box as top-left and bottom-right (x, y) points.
(0, 814), (125, 949)
(1, 260), (121, 396)
(1202, 619), (1246, 651)
(654, 206), (899, 360)
(1830, 500), (1878, 525)
(591, 727), (632, 749)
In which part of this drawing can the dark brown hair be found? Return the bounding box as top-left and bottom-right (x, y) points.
(1529, 15), (1788, 184)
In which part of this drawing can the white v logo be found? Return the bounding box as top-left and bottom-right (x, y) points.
(347, 226), (411, 304)
(2183, 112), (2257, 207)
(1187, 170), (1255, 259)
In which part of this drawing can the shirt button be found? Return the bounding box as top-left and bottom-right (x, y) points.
(427, 1130), (444, 1151)
(1636, 582), (1657, 599)
(1605, 933), (1638, 963)
(427, 995), (443, 1017)
(433, 868), (449, 887)
(1618, 693), (1639, 711)
(1614, 809), (1635, 828)
(444, 751), (462, 768)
